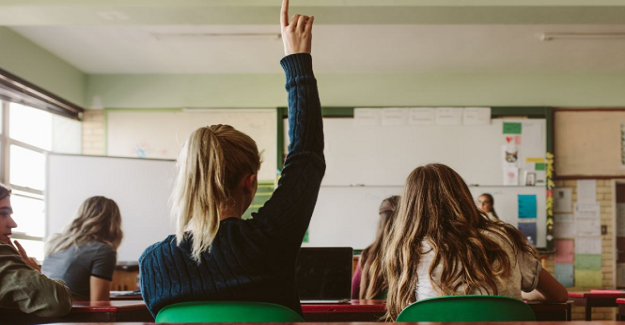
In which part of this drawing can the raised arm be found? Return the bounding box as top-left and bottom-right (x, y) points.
(247, 0), (324, 243)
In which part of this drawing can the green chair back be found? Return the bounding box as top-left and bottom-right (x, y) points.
(396, 295), (536, 322)
(155, 301), (305, 323)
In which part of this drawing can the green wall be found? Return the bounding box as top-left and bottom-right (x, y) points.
(88, 72), (625, 109)
(0, 27), (86, 107)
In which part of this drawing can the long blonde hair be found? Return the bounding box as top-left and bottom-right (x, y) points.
(383, 164), (536, 320)
(46, 196), (123, 256)
(172, 124), (260, 262)
(359, 195), (400, 299)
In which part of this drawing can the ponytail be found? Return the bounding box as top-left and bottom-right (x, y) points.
(173, 125), (260, 262)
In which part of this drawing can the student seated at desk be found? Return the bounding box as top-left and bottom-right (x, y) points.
(383, 164), (568, 321)
(139, 0), (323, 318)
(43, 196), (123, 301)
(0, 183), (72, 316)
(352, 195), (400, 299)
(477, 193), (500, 221)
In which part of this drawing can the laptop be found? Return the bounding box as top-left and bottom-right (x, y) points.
(295, 247), (353, 304)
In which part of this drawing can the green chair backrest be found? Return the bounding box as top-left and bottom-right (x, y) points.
(155, 301), (305, 323)
(396, 295), (536, 322)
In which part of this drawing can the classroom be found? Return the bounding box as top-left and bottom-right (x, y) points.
(1, 0), (625, 324)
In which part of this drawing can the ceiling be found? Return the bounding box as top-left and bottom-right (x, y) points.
(10, 24), (625, 74)
(4, 0), (625, 75)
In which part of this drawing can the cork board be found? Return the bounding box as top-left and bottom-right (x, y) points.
(555, 110), (625, 177)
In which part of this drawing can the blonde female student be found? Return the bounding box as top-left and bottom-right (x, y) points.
(139, 0), (324, 317)
(352, 195), (400, 299)
(43, 196), (123, 301)
(383, 164), (567, 321)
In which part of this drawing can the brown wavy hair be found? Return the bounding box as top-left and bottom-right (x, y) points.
(46, 196), (123, 255)
(359, 195), (400, 299)
(383, 164), (536, 321)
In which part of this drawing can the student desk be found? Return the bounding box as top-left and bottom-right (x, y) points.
(568, 291), (625, 321)
(0, 301), (152, 325)
(0, 299), (570, 324)
(616, 298), (625, 320)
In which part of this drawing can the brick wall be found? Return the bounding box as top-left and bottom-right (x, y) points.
(81, 109), (106, 155)
(553, 179), (616, 320)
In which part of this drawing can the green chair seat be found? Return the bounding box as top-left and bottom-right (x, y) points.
(155, 301), (305, 323)
(396, 295), (536, 322)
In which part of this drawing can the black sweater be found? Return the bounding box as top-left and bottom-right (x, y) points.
(139, 53), (325, 317)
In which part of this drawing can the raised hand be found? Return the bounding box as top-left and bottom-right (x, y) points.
(280, 0), (314, 56)
(10, 240), (41, 272)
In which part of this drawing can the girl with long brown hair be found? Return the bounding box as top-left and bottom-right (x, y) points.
(43, 196), (123, 301)
(139, 0), (323, 317)
(352, 195), (400, 299)
(383, 164), (567, 320)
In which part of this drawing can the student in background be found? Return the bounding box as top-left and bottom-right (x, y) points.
(0, 183), (72, 316)
(352, 195), (400, 299)
(477, 193), (500, 221)
(43, 196), (123, 301)
(383, 164), (567, 321)
(139, 0), (323, 317)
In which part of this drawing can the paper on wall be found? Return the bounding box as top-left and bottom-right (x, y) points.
(575, 238), (602, 255)
(554, 240), (574, 264)
(576, 219), (601, 237)
(574, 203), (601, 220)
(502, 145), (520, 168)
(555, 264), (574, 287)
(463, 107), (491, 125)
(522, 121), (543, 151)
(408, 108), (436, 125)
(435, 108), (463, 125)
(575, 269), (602, 287)
(575, 254), (602, 270)
(354, 108), (382, 126)
(553, 188), (573, 213)
(381, 108), (409, 126)
(503, 167), (519, 186)
(554, 220), (576, 239)
(577, 179), (597, 204)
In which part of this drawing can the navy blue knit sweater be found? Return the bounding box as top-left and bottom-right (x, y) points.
(139, 53), (325, 318)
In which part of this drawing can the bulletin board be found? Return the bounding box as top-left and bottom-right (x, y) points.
(554, 109), (625, 178)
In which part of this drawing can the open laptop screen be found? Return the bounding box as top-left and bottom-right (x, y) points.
(295, 247), (353, 301)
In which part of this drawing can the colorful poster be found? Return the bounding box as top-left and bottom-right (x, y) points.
(575, 269), (602, 287)
(503, 122), (522, 134)
(554, 240), (574, 264)
(555, 264), (574, 287)
(518, 222), (537, 245)
(575, 254), (602, 270)
(518, 194), (537, 218)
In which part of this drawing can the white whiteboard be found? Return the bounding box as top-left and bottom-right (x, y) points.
(304, 185), (546, 250)
(107, 109), (277, 182)
(310, 118), (546, 186)
(46, 154), (176, 262)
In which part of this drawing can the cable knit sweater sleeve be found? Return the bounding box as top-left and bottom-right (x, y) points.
(247, 53), (325, 244)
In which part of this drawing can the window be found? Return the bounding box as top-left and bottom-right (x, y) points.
(1, 100), (81, 260)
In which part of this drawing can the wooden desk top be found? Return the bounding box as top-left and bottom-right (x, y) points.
(569, 291), (625, 298)
(70, 300), (147, 313)
(23, 321), (623, 325)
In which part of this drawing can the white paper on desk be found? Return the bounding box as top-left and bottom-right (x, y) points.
(618, 264), (625, 287)
(553, 188), (572, 213)
(575, 237), (602, 254)
(503, 167), (519, 186)
(522, 121), (543, 151)
(576, 219), (601, 237)
(409, 108), (436, 125)
(381, 108), (409, 126)
(436, 107), (463, 125)
(574, 203), (601, 221)
(463, 107), (491, 125)
(354, 108), (382, 127)
(577, 179), (597, 204)
(553, 221), (576, 239)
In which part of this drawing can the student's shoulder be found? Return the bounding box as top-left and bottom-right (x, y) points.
(139, 234), (177, 263)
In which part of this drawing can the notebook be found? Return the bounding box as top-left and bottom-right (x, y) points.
(295, 247), (353, 304)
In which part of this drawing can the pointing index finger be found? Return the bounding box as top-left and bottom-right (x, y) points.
(280, 0), (289, 27)
(13, 240), (28, 259)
